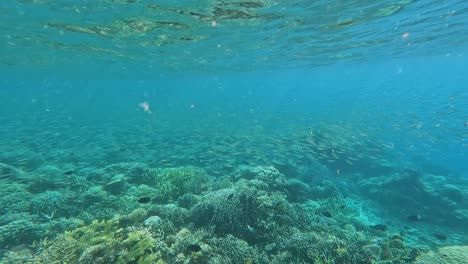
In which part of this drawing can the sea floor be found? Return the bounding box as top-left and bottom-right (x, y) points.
(0, 122), (467, 263)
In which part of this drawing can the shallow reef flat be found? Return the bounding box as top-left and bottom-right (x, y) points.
(1, 159), (467, 263)
(0, 117), (466, 263)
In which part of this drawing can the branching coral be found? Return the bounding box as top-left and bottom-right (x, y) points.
(16, 219), (163, 264)
(154, 167), (207, 201)
(208, 235), (256, 264)
(190, 186), (259, 237)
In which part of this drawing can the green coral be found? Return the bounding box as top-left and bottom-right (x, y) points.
(70, 219), (122, 246)
(39, 235), (81, 263)
(1, 249), (36, 264)
(118, 227), (159, 263)
(10, 219), (163, 264)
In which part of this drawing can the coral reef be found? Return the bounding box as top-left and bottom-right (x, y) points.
(1, 219), (162, 264)
(358, 169), (468, 229)
(1, 162), (466, 263)
(153, 166), (208, 202)
(414, 246), (468, 264)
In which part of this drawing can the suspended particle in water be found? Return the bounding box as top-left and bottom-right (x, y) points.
(190, 104), (196, 109)
(139, 101), (151, 113)
(212, 21), (217, 27)
(401, 32), (409, 38)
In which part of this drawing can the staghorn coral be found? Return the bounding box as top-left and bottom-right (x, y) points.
(18, 219), (163, 264)
(118, 226), (160, 263)
(1, 249), (38, 264)
(38, 235), (81, 263)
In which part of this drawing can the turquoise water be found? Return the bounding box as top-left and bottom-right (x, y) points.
(1, 1), (467, 263)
